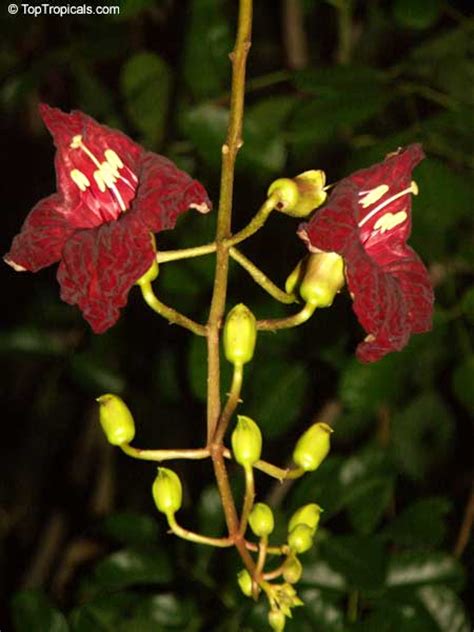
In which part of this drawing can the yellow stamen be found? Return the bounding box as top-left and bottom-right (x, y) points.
(104, 149), (124, 170)
(359, 184), (389, 208)
(70, 135), (83, 149)
(94, 170), (107, 193)
(70, 169), (91, 192)
(358, 181), (418, 228)
(373, 210), (408, 234)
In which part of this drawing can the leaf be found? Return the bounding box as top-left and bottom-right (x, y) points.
(0, 327), (67, 356)
(70, 351), (125, 394)
(288, 66), (387, 147)
(134, 593), (201, 629)
(319, 535), (387, 591)
(391, 391), (455, 480)
(386, 551), (465, 591)
(417, 585), (471, 632)
(93, 548), (173, 589)
(393, 0), (441, 30)
(382, 497), (451, 549)
(101, 512), (159, 547)
(452, 355), (474, 413)
(246, 361), (310, 438)
(121, 52), (171, 147)
(301, 550), (348, 593)
(460, 287), (474, 324)
(181, 104), (228, 172)
(295, 588), (346, 631)
(198, 484), (225, 537)
(11, 590), (69, 632)
(182, 0), (233, 100)
(354, 601), (438, 632)
(69, 593), (140, 632)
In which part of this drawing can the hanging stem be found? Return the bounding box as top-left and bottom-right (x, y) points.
(140, 282), (206, 336)
(120, 445), (210, 462)
(257, 302), (317, 331)
(239, 465), (256, 537)
(167, 513), (233, 548)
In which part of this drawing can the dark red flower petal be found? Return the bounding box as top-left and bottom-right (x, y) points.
(57, 213), (155, 333)
(4, 193), (75, 272)
(298, 144), (433, 362)
(132, 151), (211, 233)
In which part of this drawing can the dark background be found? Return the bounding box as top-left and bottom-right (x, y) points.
(0, 0), (473, 630)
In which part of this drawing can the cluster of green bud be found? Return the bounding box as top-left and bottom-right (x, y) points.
(287, 502), (323, 556)
(223, 303), (257, 366)
(268, 170), (327, 217)
(293, 422), (333, 472)
(231, 415), (262, 467)
(285, 252), (345, 308)
(152, 467), (183, 516)
(249, 503), (274, 538)
(96, 394), (136, 446)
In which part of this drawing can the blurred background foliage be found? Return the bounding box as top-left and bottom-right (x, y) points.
(0, 0), (473, 630)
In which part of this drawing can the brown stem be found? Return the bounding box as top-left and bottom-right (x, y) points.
(214, 363), (244, 445)
(453, 482), (474, 559)
(282, 0), (309, 70)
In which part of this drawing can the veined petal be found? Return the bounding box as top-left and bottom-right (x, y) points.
(132, 151), (211, 233)
(57, 214), (155, 333)
(4, 193), (75, 272)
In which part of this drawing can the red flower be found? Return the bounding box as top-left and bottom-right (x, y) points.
(298, 144), (434, 362)
(4, 104), (211, 333)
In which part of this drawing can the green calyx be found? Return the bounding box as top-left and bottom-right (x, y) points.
(286, 252), (345, 308)
(231, 415), (262, 467)
(293, 422), (333, 472)
(152, 467), (183, 516)
(223, 303), (257, 366)
(96, 393), (136, 446)
(268, 170), (327, 218)
(288, 503), (323, 534)
(249, 502), (274, 537)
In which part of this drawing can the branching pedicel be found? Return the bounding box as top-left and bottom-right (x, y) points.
(4, 1), (434, 629)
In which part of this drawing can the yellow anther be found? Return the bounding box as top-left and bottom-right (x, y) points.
(94, 170), (107, 192)
(70, 135), (83, 149)
(359, 184), (389, 208)
(359, 182), (419, 229)
(104, 149), (124, 170)
(70, 169), (91, 192)
(99, 161), (118, 186)
(411, 180), (419, 196)
(373, 210), (408, 234)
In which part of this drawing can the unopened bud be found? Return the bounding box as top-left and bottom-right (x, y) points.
(286, 252), (345, 309)
(288, 503), (322, 534)
(268, 609), (286, 632)
(288, 524), (314, 554)
(237, 569), (253, 597)
(282, 556), (303, 584)
(293, 422), (333, 472)
(231, 415), (262, 467)
(152, 467), (182, 516)
(223, 304), (257, 366)
(268, 170), (327, 218)
(249, 503), (274, 537)
(96, 394), (135, 446)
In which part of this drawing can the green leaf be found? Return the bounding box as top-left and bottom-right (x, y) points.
(101, 512), (159, 547)
(182, 0), (232, 100)
(417, 585), (470, 632)
(391, 391), (455, 480)
(181, 104), (228, 172)
(460, 286), (474, 324)
(386, 552), (465, 591)
(354, 601), (438, 632)
(93, 548), (173, 589)
(121, 52), (171, 147)
(246, 361), (309, 438)
(69, 593), (140, 631)
(134, 593), (200, 629)
(452, 355), (474, 413)
(70, 351), (125, 394)
(198, 484), (225, 537)
(0, 327), (67, 356)
(319, 535), (387, 591)
(393, 0), (441, 30)
(11, 590), (69, 632)
(289, 66), (387, 148)
(294, 588), (346, 631)
(73, 62), (117, 124)
(301, 549), (348, 593)
(382, 497), (451, 549)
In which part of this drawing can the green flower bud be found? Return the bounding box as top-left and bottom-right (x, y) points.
(135, 258), (159, 286)
(152, 467), (183, 516)
(268, 609), (286, 632)
(231, 415), (262, 467)
(223, 303), (257, 366)
(288, 524), (314, 554)
(293, 422), (333, 472)
(299, 252), (345, 307)
(249, 502), (274, 537)
(268, 170), (327, 218)
(96, 394), (135, 446)
(237, 569), (253, 597)
(282, 556), (303, 584)
(288, 503), (322, 534)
